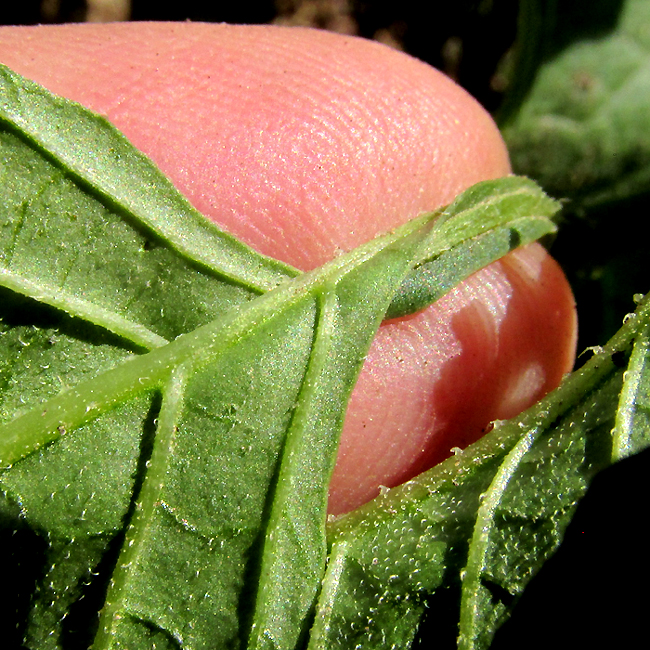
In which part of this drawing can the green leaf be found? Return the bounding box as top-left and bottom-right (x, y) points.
(497, 0), (627, 126)
(0, 63), (297, 303)
(314, 294), (650, 650)
(612, 303), (650, 460)
(0, 64), (561, 650)
(0, 211), (429, 650)
(386, 176), (558, 319)
(457, 296), (650, 650)
(503, 0), (650, 209)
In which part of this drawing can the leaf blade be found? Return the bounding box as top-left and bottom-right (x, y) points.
(612, 312), (650, 460)
(458, 294), (650, 650)
(503, 0), (650, 209)
(387, 177), (559, 319)
(315, 295), (650, 650)
(0, 63), (297, 294)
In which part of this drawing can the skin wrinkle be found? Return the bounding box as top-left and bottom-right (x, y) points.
(283, 128), (346, 260)
(230, 115), (339, 265)
(320, 71), (441, 232)
(199, 30), (497, 266)
(234, 78), (373, 264)
(333, 304), (456, 509)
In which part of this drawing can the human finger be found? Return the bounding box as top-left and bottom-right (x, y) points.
(0, 23), (576, 514)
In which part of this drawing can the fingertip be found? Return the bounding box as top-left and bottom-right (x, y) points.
(328, 243), (577, 515)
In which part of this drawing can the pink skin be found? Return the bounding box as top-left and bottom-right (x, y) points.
(0, 23), (577, 515)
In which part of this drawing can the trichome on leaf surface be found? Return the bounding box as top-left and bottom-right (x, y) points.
(0, 56), (648, 650)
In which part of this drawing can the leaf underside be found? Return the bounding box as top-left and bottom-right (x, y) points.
(0, 61), (647, 650)
(319, 294), (650, 650)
